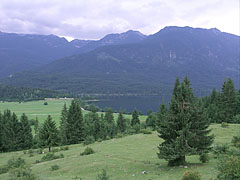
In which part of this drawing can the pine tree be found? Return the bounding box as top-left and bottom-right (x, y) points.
(17, 113), (33, 150)
(131, 108), (140, 126)
(0, 112), (3, 152)
(59, 103), (68, 145)
(38, 115), (59, 152)
(2, 111), (20, 151)
(34, 117), (39, 135)
(117, 110), (126, 133)
(156, 103), (167, 128)
(158, 77), (214, 166)
(146, 110), (157, 130)
(104, 108), (116, 138)
(65, 100), (84, 144)
(219, 78), (237, 122)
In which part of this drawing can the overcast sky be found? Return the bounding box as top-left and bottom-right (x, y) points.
(0, 0), (239, 40)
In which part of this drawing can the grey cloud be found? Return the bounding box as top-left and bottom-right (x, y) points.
(0, 0), (238, 40)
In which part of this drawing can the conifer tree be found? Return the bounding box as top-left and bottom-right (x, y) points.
(34, 117), (39, 135)
(146, 109), (157, 130)
(131, 108), (140, 126)
(0, 112), (3, 152)
(156, 103), (167, 128)
(117, 110), (126, 133)
(18, 113), (33, 150)
(219, 78), (236, 122)
(158, 77), (214, 166)
(65, 100), (84, 144)
(59, 103), (68, 145)
(104, 108), (116, 138)
(38, 115), (59, 152)
(2, 111), (20, 151)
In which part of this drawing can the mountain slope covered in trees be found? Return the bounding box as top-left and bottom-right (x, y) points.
(4, 26), (239, 96)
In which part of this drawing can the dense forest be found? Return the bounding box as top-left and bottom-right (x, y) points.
(0, 84), (72, 102)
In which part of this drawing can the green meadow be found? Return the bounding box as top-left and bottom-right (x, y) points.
(0, 99), (147, 126)
(0, 124), (239, 180)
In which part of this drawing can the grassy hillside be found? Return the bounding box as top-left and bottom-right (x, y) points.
(0, 124), (239, 180)
(0, 99), (147, 125)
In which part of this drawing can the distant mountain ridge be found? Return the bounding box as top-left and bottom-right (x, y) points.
(3, 26), (240, 97)
(0, 30), (146, 78)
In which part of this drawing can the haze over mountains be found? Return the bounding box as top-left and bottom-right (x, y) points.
(1, 26), (239, 97)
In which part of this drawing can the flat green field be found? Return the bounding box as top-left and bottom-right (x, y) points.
(0, 99), (147, 125)
(0, 124), (239, 180)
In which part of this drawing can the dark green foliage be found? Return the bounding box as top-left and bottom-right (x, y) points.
(80, 147), (95, 156)
(104, 108), (116, 138)
(158, 77), (214, 166)
(43, 102), (48, 105)
(96, 169), (110, 180)
(232, 136), (240, 148)
(219, 78), (236, 123)
(84, 111), (100, 141)
(84, 136), (95, 145)
(41, 153), (64, 162)
(117, 111), (126, 133)
(18, 113), (33, 150)
(199, 153), (209, 163)
(8, 166), (38, 180)
(50, 165), (60, 171)
(131, 108), (140, 126)
(59, 103), (68, 145)
(217, 155), (240, 180)
(146, 110), (156, 130)
(156, 103), (167, 129)
(212, 144), (230, 157)
(0, 166), (8, 174)
(65, 100), (84, 144)
(8, 157), (25, 169)
(140, 128), (152, 134)
(38, 115), (59, 152)
(181, 171), (201, 180)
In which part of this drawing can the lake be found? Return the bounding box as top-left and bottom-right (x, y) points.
(92, 95), (170, 114)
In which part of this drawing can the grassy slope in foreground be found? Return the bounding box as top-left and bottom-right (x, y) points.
(0, 99), (147, 125)
(0, 124), (239, 180)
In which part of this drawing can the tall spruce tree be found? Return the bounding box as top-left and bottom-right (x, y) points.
(156, 103), (167, 129)
(65, 100), (84, 144)
(131, 108), (140, 126)
(219, 78), (236, 122)
(59, 103), (68, 145)
(18, 113), (33, 150)
(38, 115), (59, 152)
(158, 77), (214, 166)
(2, 111), (20, 151)
(146, 110), (157, 130)
(117, 110), (126, 133)
(104, 108), (116, 138)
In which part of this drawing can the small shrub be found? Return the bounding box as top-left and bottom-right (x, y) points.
(97, 139), (102, 142)
(140, 128), (152, 134)
(50, 165), (60, 171)
(232, 136), (240, 148)
(221, 122), (228, 128)
(212, 144), (229, 157)
(8, 157), (25, 169)
(116, 133), (123, 138)
(0, 166), (8, 174)
(52, 148), (60, 153)
(36, 148), (44, 154)
(105, 136), (111, 140)
(28, 149), (34, 154)
(199, 153), (209, 163)
(29, 153), (34, 157)
(133, 124), (141, 133)
(43, 102), (48, 105)
(182, 171), (202, 180)
(23, 150), (27, 155)
(96, 169), (110, 180)
(60, 146), (69, 151)
(35, 160), (41, 164)
(84, 135), (95, 145)
(41, 153), (63, 162)
(80, 147), (95, 156)
(8, 166), (38, 180)
(217, 155), (240, 180)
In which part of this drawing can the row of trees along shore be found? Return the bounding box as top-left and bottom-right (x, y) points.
(0, 77), (239, 167)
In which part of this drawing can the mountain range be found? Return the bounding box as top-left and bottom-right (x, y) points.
(1, 26), (239, 97)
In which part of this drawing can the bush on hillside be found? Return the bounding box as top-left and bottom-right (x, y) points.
(182, 171), (202, 180)
(8, 157), (26, 169)
(80, 147), (95, 156)
(199, 153), (209, 163)
(96, 169), (110, 180)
